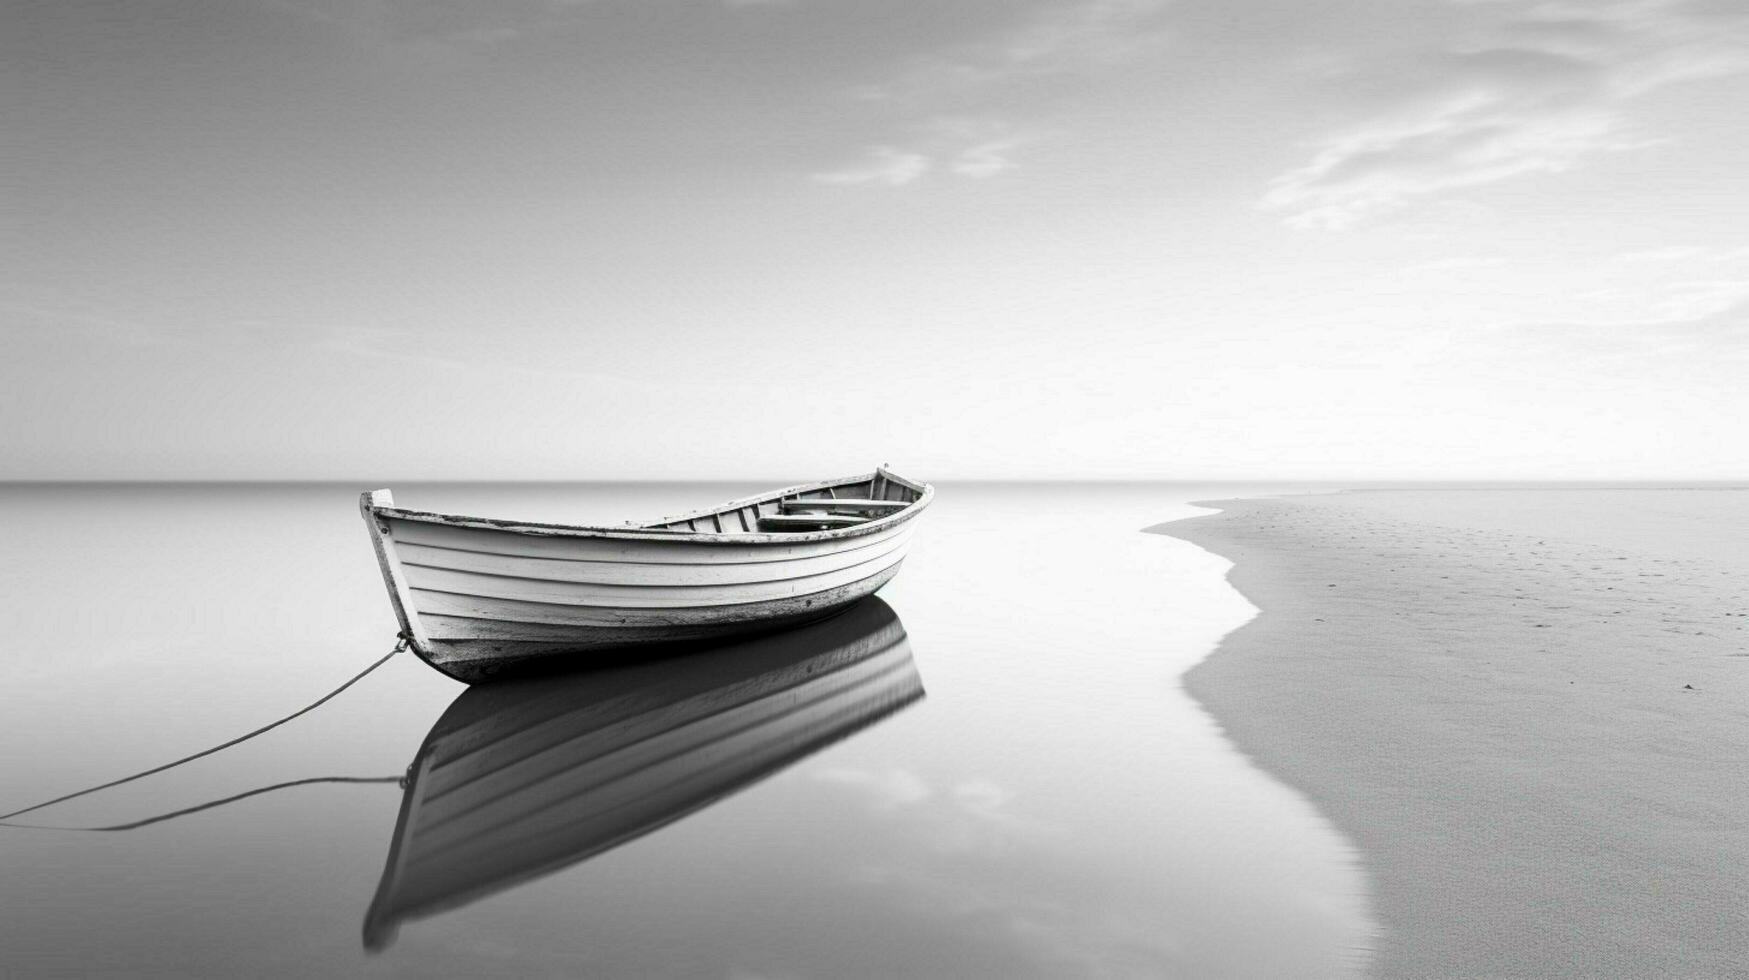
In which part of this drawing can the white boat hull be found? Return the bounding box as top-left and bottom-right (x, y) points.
(362, 468), (930, 681)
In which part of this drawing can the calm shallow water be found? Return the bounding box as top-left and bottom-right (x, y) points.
(0, 482), (1373, 978)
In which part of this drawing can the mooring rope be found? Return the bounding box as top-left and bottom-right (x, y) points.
(0, 638), (408, 823)
(0, 776), (404, 832)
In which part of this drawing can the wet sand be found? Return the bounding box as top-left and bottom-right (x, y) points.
(1158, 490), (1749, 979)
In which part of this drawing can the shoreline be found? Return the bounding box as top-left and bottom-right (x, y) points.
(1156, 490), (1749, 978)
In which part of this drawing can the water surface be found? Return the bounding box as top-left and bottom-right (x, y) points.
(0, 482), (1372, 978)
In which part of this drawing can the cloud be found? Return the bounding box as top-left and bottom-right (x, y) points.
(1405, 255), (1510, 273)
(1614, 244), (1749, 264)
(811, 146), (932, 186)
(1614, 245), (1710, 263)
(1262, 0), (1749, 229)
(1264, 95), (1618, 230)
(932, 117), (1032, 177)
(812, 767), (933, 808)
(958, 0), (1171, 79)
(811, 0), (1168, 183)
(811, 123), (1030, 186)
(1654, 279), (1749, 320)
(949, 140), (1020, 177)
(1516, 304), (1749, 367)
(1493, 280), (1749, 368)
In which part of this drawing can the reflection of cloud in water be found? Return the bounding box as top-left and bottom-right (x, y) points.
(812, 767), (931, 810)
(810, 766), (1175, 976)
(952, 778), (1019, 821)
(815, 766), (1054, 852)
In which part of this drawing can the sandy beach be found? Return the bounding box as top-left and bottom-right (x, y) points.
(1159, 489), (1749, 979)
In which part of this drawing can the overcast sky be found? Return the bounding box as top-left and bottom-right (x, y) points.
(5, 0), (1747, 479)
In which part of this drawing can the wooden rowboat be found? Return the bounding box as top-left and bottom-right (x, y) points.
(361, 467), (932, 682)
(362, 596), (924, 950)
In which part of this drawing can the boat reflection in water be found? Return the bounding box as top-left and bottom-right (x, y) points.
(363, 597), (924, 950)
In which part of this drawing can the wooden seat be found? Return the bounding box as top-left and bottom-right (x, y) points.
(758, 514), (870, 531)
(779, 498), (908, 513)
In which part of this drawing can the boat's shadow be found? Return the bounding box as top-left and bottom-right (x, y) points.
(363, 596), (925, 951)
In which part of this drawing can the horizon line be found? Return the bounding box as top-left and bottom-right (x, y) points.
(3, 477), (1746, 487)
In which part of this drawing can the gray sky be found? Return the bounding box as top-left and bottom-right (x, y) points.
(5, 0), (1747, 479)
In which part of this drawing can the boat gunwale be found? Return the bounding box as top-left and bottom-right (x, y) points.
(367, 467), (933, 545)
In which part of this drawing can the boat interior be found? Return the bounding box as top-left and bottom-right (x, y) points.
(641, 468), (929, 534)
